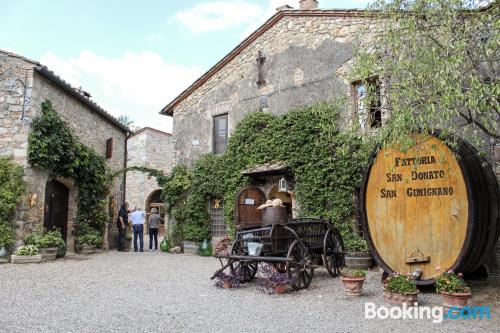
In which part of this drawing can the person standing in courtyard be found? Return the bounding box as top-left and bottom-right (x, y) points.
(130, 207), (146, 252)
(148, 208), (164, 252)
(116, 202), (129, 251)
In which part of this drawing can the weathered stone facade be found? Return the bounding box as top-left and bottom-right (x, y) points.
(0, 50), (130, 251)
(168, 12), (376, 166)
(126, 127), (174, 212)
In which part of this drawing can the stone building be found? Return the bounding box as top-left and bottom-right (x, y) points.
(0, 49), (131, 250)
(126, 127), (174, 235)
(160, 1), (500, 275)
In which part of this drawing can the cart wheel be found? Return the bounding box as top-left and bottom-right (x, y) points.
(323, 228), (345, 277)
(286, 240), (314, 290)
(273, 262), (287, 273)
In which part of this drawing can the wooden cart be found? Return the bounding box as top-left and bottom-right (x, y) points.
(212, 218), (344, 290)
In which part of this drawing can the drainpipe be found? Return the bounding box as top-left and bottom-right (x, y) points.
(123, 133), (128, 204)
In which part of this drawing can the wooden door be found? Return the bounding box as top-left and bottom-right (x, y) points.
(44, 180), (69, 242)
(235, 186), (265, 228)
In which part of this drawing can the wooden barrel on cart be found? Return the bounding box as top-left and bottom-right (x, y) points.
(360, 134), (499, 285)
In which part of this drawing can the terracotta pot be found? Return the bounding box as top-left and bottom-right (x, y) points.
(223, 280), (232, 289)
(440, 292), (471, 311)
(340, 277), (365, 296)
(274, 284), (288, 295)
(383, 288), (420, 306)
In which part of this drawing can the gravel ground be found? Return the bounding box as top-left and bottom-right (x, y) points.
(1, 248), (499, 333)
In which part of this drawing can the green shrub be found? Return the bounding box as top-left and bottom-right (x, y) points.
(77, 230), (103, 247)
(386, 274), (418, 295)
(344, 236), (369, 252)
(15, 245), (38, 256)
(435, 270), (470, 294)
(0, 157), (25, 248)
(25, 229), (64, 248)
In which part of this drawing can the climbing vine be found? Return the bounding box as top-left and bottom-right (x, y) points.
(165, 102), (373, 242)
(0, 157), (24, 248)
(28, 100), (110, 240)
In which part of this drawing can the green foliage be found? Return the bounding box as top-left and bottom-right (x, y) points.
(25, 229), (64, 248)
(352, 0), (499, 149)
(15, 245), (38, 256)
(386, 274), (418, 294)
(28, 101), (111, 237)
(341, 269), (367, 278)
(344, 235), (369, 252)
(435, 270), (470, 294)
(76, 226), (103, 246)
(0, 157), (24, 247)
(164, 102), (372, 242)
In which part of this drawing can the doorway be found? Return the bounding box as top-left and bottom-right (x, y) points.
(44, 179), (69, 241)
(145, 189), (165, 236)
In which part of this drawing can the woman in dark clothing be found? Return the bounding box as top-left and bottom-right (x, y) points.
(116, 202), (129, 251)
(148, 208), (163, 251)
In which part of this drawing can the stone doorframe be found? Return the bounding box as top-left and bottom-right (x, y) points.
(49, 177), (78, 252)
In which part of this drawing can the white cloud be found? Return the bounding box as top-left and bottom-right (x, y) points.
(170, 1), (264, 34)
(40, 51), (203, 133)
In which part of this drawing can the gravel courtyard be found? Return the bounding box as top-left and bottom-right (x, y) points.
(1, 250), (499, 333)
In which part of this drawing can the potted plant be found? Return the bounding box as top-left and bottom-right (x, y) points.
(27, 230), (64, 262)
(257, 263), (291, 295)
(0, 223), (15, 263)
(213, 270), (242, 289)
(340, 269), (366, 296)
(344, 236), (372, 269)
(383, 273), (420, 305)
(11, 245), (42, 264)
(76, 231), (103, 254)
(435, 270), (471, 311)
(124, 233), (132, 251)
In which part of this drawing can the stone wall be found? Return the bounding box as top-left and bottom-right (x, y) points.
(171, 14), (375, 167)
(0, 52), (128, 250)
(126, 128), (174, 211)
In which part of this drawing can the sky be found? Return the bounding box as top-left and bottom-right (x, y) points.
(0, 0), (371, 133)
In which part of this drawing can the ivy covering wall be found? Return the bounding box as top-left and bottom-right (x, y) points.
(0, 157), (24, 248)
(164, 102), (372, 243)
(28, 101), (110, 240)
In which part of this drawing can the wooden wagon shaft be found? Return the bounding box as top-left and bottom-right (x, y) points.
(213, 254), (294, 262)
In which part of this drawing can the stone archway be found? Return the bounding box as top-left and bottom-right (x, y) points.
(145, 189), (166, 236)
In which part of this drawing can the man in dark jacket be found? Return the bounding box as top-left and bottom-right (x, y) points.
(117, 202), (129, 251)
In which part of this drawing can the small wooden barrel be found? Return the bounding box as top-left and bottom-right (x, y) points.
(261, 207), (287, 225)
(360, 135), (499, 284)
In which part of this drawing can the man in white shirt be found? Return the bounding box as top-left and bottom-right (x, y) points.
(130, 207), (146, 252)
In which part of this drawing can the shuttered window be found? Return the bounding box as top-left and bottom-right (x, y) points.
(106, 138), (113, 159)
(213, 114), (228, 154)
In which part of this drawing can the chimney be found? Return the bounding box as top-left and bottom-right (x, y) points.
(299, 0), (318, 10)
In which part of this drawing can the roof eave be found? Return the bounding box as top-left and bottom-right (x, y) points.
(159, 8), (376, 116)
(35, 66), (132, 134)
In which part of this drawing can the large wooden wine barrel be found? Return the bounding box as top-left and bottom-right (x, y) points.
(360, 134), (499, 285)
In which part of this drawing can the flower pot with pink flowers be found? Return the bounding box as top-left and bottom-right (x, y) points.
(383, 273), (419, 306)
(435, 270), (471, 312)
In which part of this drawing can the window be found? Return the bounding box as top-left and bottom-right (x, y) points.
(353, 78), (382, 129)
(106, 138), (113, 159)
(210, 198), (226, 237)
(213, 114), (228, 154)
